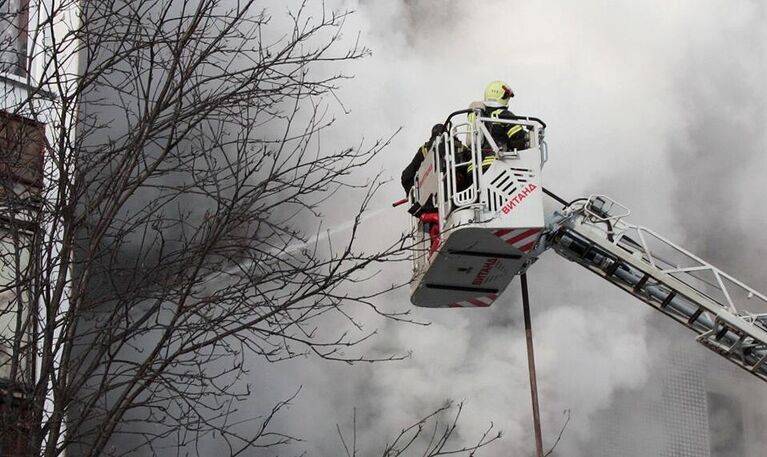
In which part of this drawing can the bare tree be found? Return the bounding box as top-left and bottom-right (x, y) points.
(0, 0), (456, 455)
(338, 402), (502, 457)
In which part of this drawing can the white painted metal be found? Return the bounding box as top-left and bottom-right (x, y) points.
(408, 113), (546, 308)
(412, 145), (438, 209)
(549, 195), (767, 382)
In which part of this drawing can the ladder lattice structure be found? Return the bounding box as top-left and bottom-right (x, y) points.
(548, 195), (767, 383)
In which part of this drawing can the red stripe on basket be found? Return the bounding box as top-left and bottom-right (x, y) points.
(517, 240), (538, 253)
(507, 228), (540, 245)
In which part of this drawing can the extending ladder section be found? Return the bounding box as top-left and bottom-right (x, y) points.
(548, 196), (767, 383)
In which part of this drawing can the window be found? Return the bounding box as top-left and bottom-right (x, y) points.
(0, 0), (29, 76)
(0, 229), (34, 383)
(0, 227), (35, 457)
(0, 111), (45, 196)
(0, 112), (42, 457)
(0, 112), (43, 384)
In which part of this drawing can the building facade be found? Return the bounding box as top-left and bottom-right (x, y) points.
(1, 0), (79, 454)
(588, 329), (767, 457)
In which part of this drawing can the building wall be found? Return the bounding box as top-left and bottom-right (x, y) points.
(586, 323), (767, 457)
(1, 0), (80, 454)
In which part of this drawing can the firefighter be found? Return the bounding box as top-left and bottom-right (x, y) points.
(401, 123), (471, 200)
(467, 80), (528, 174)
(400, 124), (445, 253)
(401, 123), (444, 196)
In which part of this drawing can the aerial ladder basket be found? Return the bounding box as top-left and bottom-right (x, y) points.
(404, 108), (767, 383)
(408, 110), (548, 308)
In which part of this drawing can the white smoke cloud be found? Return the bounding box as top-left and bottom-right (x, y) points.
(260, 1), (767, 456)
(156, 1), (767, 455)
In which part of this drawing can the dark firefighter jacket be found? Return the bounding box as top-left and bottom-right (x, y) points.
(482, 106), (527, 151)
(401, 140), (434, 196)
(402, 135), (472, 197)
(467, 106), (527, 173)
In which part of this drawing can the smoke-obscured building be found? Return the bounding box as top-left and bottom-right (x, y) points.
(588, 324), (767, 457)
(1, 1), (79, 454)
(2, 3), (41, 454)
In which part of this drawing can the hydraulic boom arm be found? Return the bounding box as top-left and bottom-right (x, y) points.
(545, 195), (767, 382)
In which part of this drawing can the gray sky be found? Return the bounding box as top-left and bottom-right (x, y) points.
(199, 1), (767, 455)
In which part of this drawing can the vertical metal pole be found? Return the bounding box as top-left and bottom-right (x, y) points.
(521, 273), (544, 457)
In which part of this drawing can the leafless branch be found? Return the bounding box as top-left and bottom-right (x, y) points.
(0, 1), (489, 456)
(544, 409), (571, 457)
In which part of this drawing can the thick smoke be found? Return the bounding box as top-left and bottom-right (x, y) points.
(243, 1), (767, 456)
(103, 1), (767, 455)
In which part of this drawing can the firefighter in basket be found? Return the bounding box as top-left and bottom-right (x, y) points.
(468, 80), (528, 174)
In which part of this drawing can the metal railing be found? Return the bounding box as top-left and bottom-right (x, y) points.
(436, 113), (546, 217)
(409, 112), (547, 279)
(551, 195), (767, 381)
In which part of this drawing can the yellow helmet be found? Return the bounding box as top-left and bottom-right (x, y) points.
(484, 80), (514, 107)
